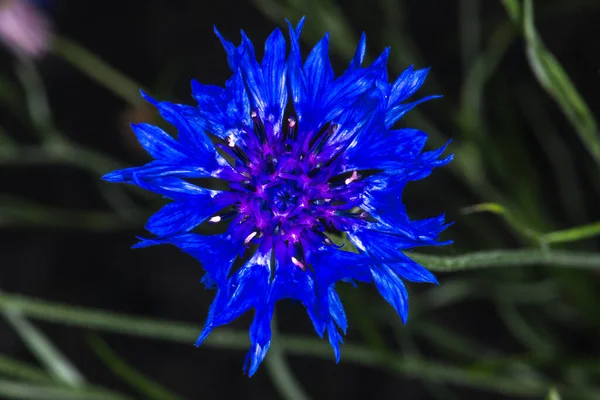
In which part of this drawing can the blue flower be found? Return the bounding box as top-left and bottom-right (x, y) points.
(103, 18), (452, 376)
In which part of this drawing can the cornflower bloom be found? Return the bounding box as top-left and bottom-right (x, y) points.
(104, 18), (452, 376)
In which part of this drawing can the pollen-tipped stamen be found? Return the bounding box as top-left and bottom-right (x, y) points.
(251, 110), (267, 144)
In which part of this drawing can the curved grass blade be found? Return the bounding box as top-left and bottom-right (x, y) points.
(3, 308), (85, 387)
(503, 0), (600, 169)
(87, 334), (185, 400)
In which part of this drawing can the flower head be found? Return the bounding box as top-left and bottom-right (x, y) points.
(0, 0), (52, 58)
(103, 18), (452, 376)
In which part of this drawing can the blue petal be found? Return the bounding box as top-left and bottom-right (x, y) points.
(385, 94), (442, 128)
(326, 322), (344, 363)
(388, 65), (430, 106)
(272, 243), (325, 336)
(303, 33), (334, 130)
(370, 263), (409, 323)
(309, 245), (373, 286)
(328, 286), (347, 333)
(144, 196), (223, 236)
(304, 33), (333, 101)
(348, 224), (442, 257)
(214, 26), (237, 70)
(261, 27), (288, 125)
(286, 19), (308, 122)
(101, 160), (215, 184)
(133, 233), (241, 285)
(238, 31), (267, 116)
(192, 70), (252, 147)
(322, 48), (389, 125)
(212, 248), (271, 325)
(245, 304), (274, 376)
(385, 254), (438, 284)
(131, 123), (186, 160)
(131, 176), (214, 200)
(342, 129), (451, 180)
(324, 87), (385, 159)
(141, 91), (225, 170)
(348, 32), (367, 70)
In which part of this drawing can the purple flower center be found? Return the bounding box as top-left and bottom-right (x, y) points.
(215, 110), (367, 255)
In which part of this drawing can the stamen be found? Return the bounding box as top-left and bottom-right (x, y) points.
(240, 179), (257, 192)
(244, 231), (258, 245)
(266, 154), (278, 174)
(344, 170), (360, 185)
(307, 162), (323, 178)
(227, 135), (236, 148)
(251, 110), (267, 144)
(309, 123), (339, 156)
(291, 256), (306, 270)
(334, 209), (369, 219)
(287, 117), (297, 139)
(284, 117), (297, 152)
(208, 208), (238, 224)
(218, 136), (252, 166)
(311, 227), (344, 248)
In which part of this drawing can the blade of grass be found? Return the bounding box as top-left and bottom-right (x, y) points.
(0, 379), (132, 400)
(51, 36), (143, 106)
(0, 355), (56, 384)
(461, 203), (542, 244)
(3, 309), (85, 387)
(86, 334), (185, 400)
(503, 0), (600, 169)
(540, 222), (600, 246)
(266, 317), (310, 400)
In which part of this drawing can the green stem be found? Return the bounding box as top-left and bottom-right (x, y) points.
(409, 249), (600, 272)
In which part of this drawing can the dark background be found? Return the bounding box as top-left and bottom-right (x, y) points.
(1, 0), (600, 399)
